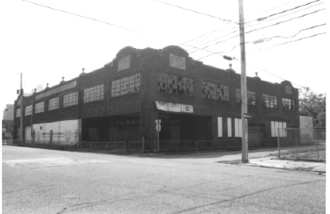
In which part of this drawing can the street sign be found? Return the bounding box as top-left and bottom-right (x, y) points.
(156, 124), (161, 132)
(155, 119), (161, 132)
(243, 113), (252, 119)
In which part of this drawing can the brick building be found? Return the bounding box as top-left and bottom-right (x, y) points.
(13, 45), (299, 150)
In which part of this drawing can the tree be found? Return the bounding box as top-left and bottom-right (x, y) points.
(299, 87), (326, 128)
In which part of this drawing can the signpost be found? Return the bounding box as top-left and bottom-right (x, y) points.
(243, 113), (251, 120)
(155, 119), (161, 152)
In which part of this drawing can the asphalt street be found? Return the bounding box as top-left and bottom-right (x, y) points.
(2, 146), (326, 214)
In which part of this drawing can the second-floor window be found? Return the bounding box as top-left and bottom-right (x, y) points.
(111, 74), (141, 97)
(282, 98), (295, 111)
(202, 81), (229, 101)
(25, 105), (32, 116)
(158, 73), (194, 96)
(262, 94), (277, 108)
(35, 102), (44, 113)
(118, 55), (131, 71)
(48, 97), (59, 111)
(63, 91), (78, 108)
(16, 109), (21, 117)
(236, 89), (256, 106)
(84, 84), (104, 103)
(170, 54), (186, 70)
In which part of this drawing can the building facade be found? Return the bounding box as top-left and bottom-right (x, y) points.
(13, 45), (299, 150)
(2, 104), (14, 139)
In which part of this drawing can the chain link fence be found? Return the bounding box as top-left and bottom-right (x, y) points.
(5, 139), (244, 153)
(277, 128), (326, 161)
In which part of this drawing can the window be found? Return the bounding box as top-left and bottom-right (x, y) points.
(25, 105), (32, 116)
(63, 91), (78, 107)
(111, 74), (140, 97)
(35, 102), (44, 113)
(202, 81), (229, 101)
(236, 89), (256, 105)
(84, 84), (104, 103)
(282, 98), (295, 111)
(170, 54), (186, 70)
(227, 118), (232, 137)
(49, 97), (59, 111)
(158, 73), (194, 96)
(285, 86), (292, 94)
(16, 109), (21, 117)
(271, 121), (287, 137)
(118, 55), (131, 71)
(234, 118), (242, 137)
(262, 94), (277, 108)
(217, 117), (223, 137)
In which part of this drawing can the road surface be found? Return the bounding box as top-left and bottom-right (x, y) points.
(2, 146), (325, 214)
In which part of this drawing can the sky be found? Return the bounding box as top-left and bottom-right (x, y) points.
(0, 0), (328, 112)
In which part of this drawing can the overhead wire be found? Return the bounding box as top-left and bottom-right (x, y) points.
(20, 0), (142, 33)
(254, 0), (321, 21)
(152, 0), (237, 24)
(186, 6), (325, 56)
(184, 0), (325, 54)
(223, 23), (326, 54)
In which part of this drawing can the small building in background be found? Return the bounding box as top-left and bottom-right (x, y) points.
(2, 104), (14, 139)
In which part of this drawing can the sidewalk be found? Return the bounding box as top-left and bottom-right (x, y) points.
(154, 148), (326, 174)
(245, 157), (326, 174)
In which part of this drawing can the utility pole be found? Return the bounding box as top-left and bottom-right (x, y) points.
(238, 0), (248, 163)
(20, 73), (24, 141)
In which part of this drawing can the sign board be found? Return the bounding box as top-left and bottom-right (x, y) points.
(243, 113), (252, 119)
(155, 119), (161, 132)
(155, 101), (193, 113)
(156, 124), (161, 132)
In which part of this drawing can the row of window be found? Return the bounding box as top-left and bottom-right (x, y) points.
(157, 73), (295, 109)
(217, 117), (287, 138)
(17, 77), (142, 117)
(16, 72), (295, 117)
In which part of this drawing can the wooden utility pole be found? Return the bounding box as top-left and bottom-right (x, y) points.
(238, 0), (248, 163)
(20, 73), (24, 141)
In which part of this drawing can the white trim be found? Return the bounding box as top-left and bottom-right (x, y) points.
(227, 118), (232, 137)
(217, 117), (223, 137)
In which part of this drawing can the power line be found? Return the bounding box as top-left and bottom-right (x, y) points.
(261, 23), (325, 42)
(244, 0), (302, 21)
(250, 31), (326, 53)
(152, 0), (237, 24)
(255, 0), (321, 21)
(20, 0), (142, 33)
(223, 23), (326, 54)
(273, 31), (326, 47)
(245, 8), (325, 36)
(190, 7), (325, 53)
(185, 0), (325, 52)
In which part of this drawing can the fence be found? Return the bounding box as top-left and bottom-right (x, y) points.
(277, 128), (326, 161)
(4, 139), (246, 153)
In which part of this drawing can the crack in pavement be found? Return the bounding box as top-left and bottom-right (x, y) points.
(56, 194), (153, 214)
(171, 179), (324, 214)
